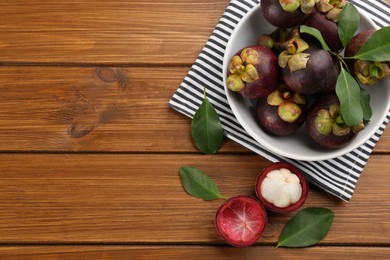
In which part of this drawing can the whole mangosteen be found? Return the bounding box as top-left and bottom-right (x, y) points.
(304, 6), (343, 52)
(306, 94), (363, 149)
(281, 46), (337, 95)
(304, 0), (348, 52)
(226, 45), (279, 99)
(345, 30), (390, 85)
(256, 85), (307, 136)
(261, 0), (310, 29)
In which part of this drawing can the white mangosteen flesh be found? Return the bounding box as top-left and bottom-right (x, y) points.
(260, 168), (302, 208)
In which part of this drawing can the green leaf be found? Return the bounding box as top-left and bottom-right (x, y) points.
(352, 26), (390, 61)
(276, 208), (334, 248)
(300, 25), (331, 52)
(335, 66), (363, 126)
(360, 89), (372, 121)
(338, 3), (360, 48)
(179, 166), (226, 200)
(191, 88), (224, 154)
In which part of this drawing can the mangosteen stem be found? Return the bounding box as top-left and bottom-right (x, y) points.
(335, 115), (344, 125)
(353, 60), (390, 85)
(288, 27), (301, 39)
(369, 64), (380, 78)
(368, 62), (389, 80)
(257, 34), (274, 49)
(339, 58), (352, 74)
(283, 91), (292, 99)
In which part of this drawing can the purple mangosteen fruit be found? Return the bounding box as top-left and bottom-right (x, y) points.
(281, 46), (337, 95)
(256, 85), (307, 136)
(345, 30), (390, 86)
(306, 94), (363, 149)
(227, 45), (279, 99)
(320, 54), (341, 94)
(258, 27), (305, 54)
(261, 0), (311, 29)
(345, 30), (374, 57)
(304, 4), (344, 52)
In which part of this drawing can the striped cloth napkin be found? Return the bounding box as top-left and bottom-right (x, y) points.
(169, 0), (390, 201)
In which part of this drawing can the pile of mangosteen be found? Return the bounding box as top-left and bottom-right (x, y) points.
(226, 0), (390, 149)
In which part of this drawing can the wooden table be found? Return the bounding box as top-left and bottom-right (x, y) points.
(0, 1), (389, 259)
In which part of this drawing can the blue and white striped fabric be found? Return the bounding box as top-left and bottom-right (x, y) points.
(169, 0), (390, 201)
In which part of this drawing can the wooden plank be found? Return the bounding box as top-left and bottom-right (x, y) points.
(0, 153), (389, 244)
(0, 66), (388, 153)
(0, 0), (227, 64)
(0, 246), (389, 259)
(0, 66), (246, 152)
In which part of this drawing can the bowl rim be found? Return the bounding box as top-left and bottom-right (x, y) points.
(223, 5), (389, 161)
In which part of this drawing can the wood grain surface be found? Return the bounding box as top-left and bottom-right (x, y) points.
(0, 0), (226, 65)
(0, 246), (389, 259)
(0, 0), (389, 259)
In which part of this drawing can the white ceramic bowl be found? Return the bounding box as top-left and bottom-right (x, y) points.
(223, 4), (390, 161)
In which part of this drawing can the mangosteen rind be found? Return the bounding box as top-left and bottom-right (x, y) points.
(304, 9), (343, 52)
(215, 196), (267, 247)
(282, 47), (335, 95)
(306, 95), (357, 149)
(255, 162), (308, 213)
(261, 0), (308, 28)
(227, 45), (279, 99)
(257, 87), (307, 136)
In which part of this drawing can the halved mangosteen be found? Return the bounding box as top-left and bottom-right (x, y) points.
(215, 196), (268, 247)
(255, 162), (308, 213)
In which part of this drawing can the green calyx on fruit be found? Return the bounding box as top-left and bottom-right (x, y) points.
(286, 37), (310, 54)
(259, 27), (304, 54)
(279, 103), (303, 123)
(353, 60), (390, 86)
(257, 34), (274, 49)
(227, 48), (261, 92)
(279, 0), (301, 13)
(278, 37), (310, 73)
(316, 0), (346, 22)
(226, 74), (245, 91)
(267, 88), (306, 123)
(314, 103), (364, 136)
(300, 0), (317, 14)
(314, 109), (333, 135)
(279, 0), (316, 15)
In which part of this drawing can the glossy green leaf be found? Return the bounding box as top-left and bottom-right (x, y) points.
(335, 66), (363, 126)
(300, 25), (330, 51)
(338, 3), (360, 48)
(276, 208), (334, 248)
(191, 89), (224, 154)
(360, 89), (372, 121)
(352, 26), (390, 61)
(179, 166), (226, 200)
